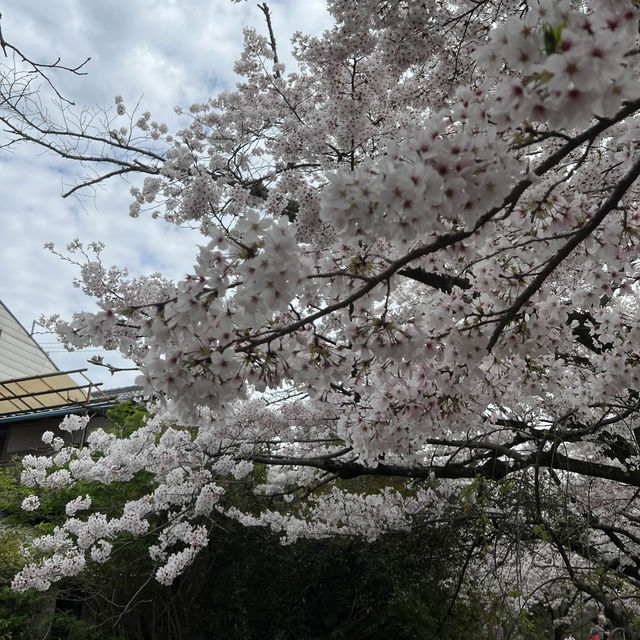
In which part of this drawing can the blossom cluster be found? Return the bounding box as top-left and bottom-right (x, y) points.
(476, 0), (640, 128)
(229, 486), (439, 544)
(320, 125), (522, 245)
(15, 0), (640, 617)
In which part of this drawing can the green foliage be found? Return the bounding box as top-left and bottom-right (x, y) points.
(0, 459), (30, 519)
(0, 402), (155, 639)
(0, 402), (596, 639)
(543, 21), (566, 55)
(127, 519), (492, 640)
(105, 401), (149, 438)
(0, 527), (50, 639)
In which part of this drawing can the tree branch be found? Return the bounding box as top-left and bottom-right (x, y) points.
(488, 151), (640, 351)
(398, 267), (471, 293)
(257, 3), (280, 78)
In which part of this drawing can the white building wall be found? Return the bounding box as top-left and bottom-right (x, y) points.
(0, 301), (58, 380)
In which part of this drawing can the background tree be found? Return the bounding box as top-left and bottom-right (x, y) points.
(3, 0), (640, 633)
(0, 404), (555, 639)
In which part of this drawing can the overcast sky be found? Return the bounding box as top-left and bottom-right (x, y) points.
(0, 1), (331, 390)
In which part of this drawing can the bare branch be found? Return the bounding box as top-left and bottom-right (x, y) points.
(257, 3), (280, 78)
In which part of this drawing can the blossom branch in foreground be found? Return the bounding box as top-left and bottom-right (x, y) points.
(10, 0), (640, 631)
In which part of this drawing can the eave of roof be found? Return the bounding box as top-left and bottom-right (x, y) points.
(0, 384), (146, 424)
(0, 401), (115, 424)
(0, 369), (99, 417)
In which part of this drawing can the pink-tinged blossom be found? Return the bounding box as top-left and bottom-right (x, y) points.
(476, 0), (639, 128)
(11, 0), (640, 623)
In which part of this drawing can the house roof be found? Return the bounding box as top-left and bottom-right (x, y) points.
(0, 368), (98, 417)
(0, 380), (145, 424)
(0, 300), (145, 424)
(0, 299), (111, 422)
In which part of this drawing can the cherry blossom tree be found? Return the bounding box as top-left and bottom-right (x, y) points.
(6, 0), (640, 631)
